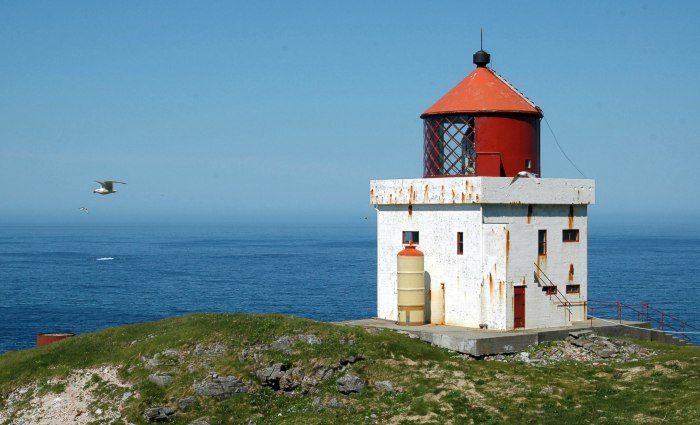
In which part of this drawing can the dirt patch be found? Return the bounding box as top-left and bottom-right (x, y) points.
(0, 365), (132, 425)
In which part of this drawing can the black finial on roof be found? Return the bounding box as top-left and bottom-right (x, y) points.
(473, 28), (490, 67)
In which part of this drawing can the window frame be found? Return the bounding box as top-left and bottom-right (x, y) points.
(538, 229), (547, 256)
(457, 232), (464, 255)
(542, 286), (557, 296)
(566, 284), (581, 295)
(402, 231), (419, 245)
(563, 229), (580, 243)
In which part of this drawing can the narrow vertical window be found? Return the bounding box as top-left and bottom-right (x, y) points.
(402, 231), (419, 245)
(457, 232), (464, 255)
(538, 230), (547, 256)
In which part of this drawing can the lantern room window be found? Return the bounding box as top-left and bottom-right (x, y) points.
(423, 114), (475, 177)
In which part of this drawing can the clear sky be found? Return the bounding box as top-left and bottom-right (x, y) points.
(2, 1), (699, 227)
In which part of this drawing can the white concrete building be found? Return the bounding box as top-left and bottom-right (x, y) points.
(371, 49), (595, 330)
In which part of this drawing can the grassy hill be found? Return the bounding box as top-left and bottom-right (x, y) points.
(0, 313), (698, 424)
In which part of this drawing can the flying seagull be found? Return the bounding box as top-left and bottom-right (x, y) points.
(94, 181), (126, 195)
(510, 171), (540, 185)
(79, 207), (89, 213)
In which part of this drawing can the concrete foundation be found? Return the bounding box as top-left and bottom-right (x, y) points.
(339, 318), (685, 356)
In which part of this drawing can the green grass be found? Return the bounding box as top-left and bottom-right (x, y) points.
(1, 313), (699, 424)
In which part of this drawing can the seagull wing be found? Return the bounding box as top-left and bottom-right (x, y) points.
(103, 181), (114, 191)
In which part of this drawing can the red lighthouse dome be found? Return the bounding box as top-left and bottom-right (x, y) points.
(421, 50), (543, 178)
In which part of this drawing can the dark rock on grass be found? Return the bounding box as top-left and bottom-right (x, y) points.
(279, 367), (305, 392)
(193, 375), (248, 398)
(149, 373), (173, 387)
(178, 396), (195, 411)
(271, 336), (294, 355)
(340, 354), (365, 366)
(256, 363), (288, 390)
(336, 373), (365, 394)
(144, 406), (176, 422)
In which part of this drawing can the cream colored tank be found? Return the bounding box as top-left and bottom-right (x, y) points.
(397, 244), (425, 325)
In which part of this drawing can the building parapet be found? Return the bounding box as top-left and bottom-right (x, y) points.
(370, 177), (595, 206)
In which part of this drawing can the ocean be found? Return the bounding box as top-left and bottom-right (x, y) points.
(1, 223), (698, 353)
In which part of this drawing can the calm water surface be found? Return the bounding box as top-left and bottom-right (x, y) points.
(0, 223), (698, 352)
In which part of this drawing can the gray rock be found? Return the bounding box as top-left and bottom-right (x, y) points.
(336, 373), (365, 394)
(312, 396), (322, 408)
(598, 349), (616, 359)
(122, 391), (133, 401)
(340, 354), (365, 366)
(193, 343), (227, 357)
(569, 330), (594, 339)
(178, 396), (195, 411)
(193, 375), (248, 398)
(279, 367), (305, 392)
(143, 406), (176, 422)
(256, 363), (288, 389)
(540, 386), (553, 395)
(143, 355), (160, 370)
(189, 419), (210, 425)
(149, 374), (173, 387)
(298, 334), (321, 345)
(327, 398), (345, 408)
(271, 336), (294, 355)
(162, 349), (180, 358)
(374, 380), (395, 392)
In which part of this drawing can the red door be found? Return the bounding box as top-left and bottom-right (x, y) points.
(514, 286), (525, 328)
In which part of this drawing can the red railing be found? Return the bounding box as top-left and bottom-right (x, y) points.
(588, 299), (699, 344)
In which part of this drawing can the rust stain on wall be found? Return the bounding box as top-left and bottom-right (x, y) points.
(568, 205), (575, 228)
(568, 263), (574, 282)
(461, 193), (466, 203)
(423, 184), (429, 203)
(499, 281), (504, 301)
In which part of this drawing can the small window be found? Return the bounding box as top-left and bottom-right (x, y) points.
(525, 159), (532, 169)
(563, 229), (579, 242)
(538, 230), (547, 256)
(457, 232), (464, 255)
(566, 284), (580, 294)
(402, 231), (419, 245)
(542, 286), (557, 296)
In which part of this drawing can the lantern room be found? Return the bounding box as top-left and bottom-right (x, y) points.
(421, 49), (543, 178)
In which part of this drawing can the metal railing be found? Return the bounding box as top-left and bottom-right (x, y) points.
(588, 299), (700, 343)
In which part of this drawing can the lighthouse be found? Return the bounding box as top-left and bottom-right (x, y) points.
(370, 49), (595, 330)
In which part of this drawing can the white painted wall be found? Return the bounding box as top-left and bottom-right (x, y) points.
(373, 177), (593, 330)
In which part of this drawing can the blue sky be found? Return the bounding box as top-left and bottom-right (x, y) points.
(1, 1), (699, 226)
